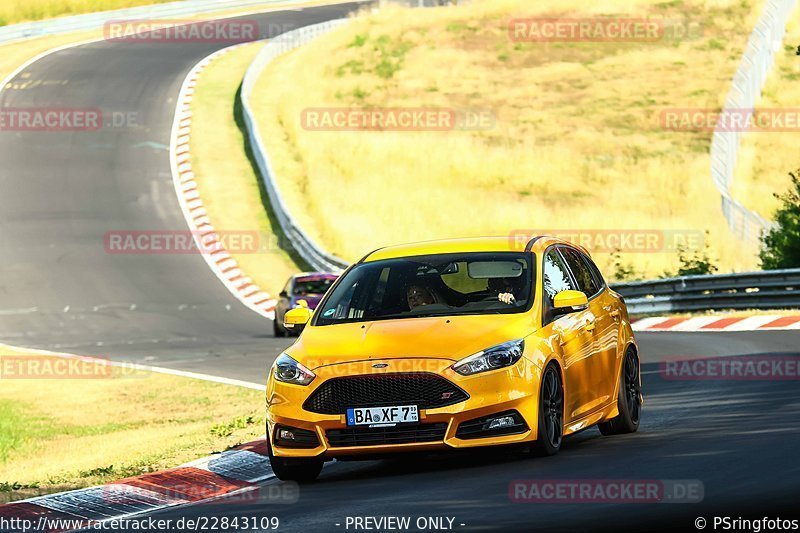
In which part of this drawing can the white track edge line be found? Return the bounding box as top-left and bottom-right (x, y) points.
(0, 343), (265, 390)
(168, 44), (278, 321)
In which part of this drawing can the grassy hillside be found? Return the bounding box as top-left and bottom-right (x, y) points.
(250, 0), (772, 279)
(731, 15), (800, 220)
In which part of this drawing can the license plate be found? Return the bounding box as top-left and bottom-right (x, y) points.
(346, 405), (419, 426)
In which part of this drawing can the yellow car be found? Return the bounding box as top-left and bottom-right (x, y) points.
(266, 236), (641, 481)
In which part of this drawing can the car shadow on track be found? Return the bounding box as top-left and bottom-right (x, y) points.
(313, 426), (607, 484)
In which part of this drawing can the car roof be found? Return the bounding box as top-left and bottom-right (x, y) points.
(292, 272), (338, 281)
(360, 236), (590, 262)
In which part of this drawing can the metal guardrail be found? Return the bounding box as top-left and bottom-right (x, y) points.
(710, 0), (796, 244)
(0, 0), (323, 44)
(611, 268), (800, 314)
(240, 19), (353, 272)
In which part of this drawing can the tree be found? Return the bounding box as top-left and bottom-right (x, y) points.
(675, 231), (718, 276)
(760, 169), (800, 270)
(662, 231), (718, 277)
(608, 249), (641, 282)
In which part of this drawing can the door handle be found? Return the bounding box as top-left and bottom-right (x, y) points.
(584, 319), (596, 332)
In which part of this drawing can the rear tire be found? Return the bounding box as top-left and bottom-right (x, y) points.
(598, 347), (641, 436)
(268, 440), (323, 482)
(534, 364), (563, 456)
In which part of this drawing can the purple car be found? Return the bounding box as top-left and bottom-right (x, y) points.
(273, 272), (338, 337)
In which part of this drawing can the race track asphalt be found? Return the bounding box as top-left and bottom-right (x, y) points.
(1, 3), (799, 531)
(142, 330), (800, 533)
(0, 4), (369, 380)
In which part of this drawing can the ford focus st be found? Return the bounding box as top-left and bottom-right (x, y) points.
(265, 236), (642, 482)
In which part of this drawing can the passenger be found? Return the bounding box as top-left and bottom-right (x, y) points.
(406, 284), (437, 310)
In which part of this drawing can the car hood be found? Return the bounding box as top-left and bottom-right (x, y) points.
(287, 313), (536, 370)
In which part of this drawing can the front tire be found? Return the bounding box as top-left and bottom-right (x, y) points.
(268, 440), (323, 482)
(535, 364), (563, 456)
(273, 318), (286, 338)
(598, 347), (641, 436)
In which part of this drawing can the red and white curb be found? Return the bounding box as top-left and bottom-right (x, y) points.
(0, 440), (271, 532)
(170, 44), (277, 321)
(632, 315), (800, 332)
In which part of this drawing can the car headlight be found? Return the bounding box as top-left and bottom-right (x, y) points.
(452, 339), (525, 376)
(273, 353), (315, 385)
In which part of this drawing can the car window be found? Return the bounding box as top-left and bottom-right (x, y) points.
(542, 249), (576, 308)
(580, 252), (606, 291)
(559, 247), (600, 297)
(314, 252), (534, 326)
(293, 278), (334, 295)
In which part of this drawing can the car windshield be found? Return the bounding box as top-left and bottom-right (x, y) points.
(293, 278), (334, 295)
(314, 252), (534, 326)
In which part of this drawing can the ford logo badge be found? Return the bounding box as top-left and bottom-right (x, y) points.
(372, 363), (389, 369)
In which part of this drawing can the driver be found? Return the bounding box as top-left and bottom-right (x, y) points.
(489, 277), (521, 305)
(406, 284), (437, 310)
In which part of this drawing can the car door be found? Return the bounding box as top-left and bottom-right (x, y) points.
(581, 252), (622, 401)
(559, 247), (617, 412)
(541, 248), (597, 424)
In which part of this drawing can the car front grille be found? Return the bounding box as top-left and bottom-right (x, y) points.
(326, 423), (448, 448)
(303, 372), (469, 415)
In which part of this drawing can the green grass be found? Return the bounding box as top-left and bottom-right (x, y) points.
(0, 347), (265, 503)
(0, 401), (31, 463)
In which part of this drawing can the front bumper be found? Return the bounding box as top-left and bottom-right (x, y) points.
(266, 357), (541, 459)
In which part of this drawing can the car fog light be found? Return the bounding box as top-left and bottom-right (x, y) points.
(274, 425), (320, 448)
(485, 416), (516, 430)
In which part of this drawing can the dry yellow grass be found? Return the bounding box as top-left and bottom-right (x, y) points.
(0, 346), (264, 503)
(189, 44), (300, 295)
(731, 13), (800, 219)
(0, 0), (172, 26)
(251, 0), (773, 279)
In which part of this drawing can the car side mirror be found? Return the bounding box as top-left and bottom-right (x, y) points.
(284, 300), (311, 332)
(553, 290), (589, 316)
(279, 290), (288, 298)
